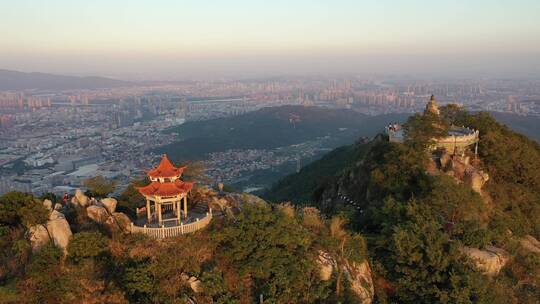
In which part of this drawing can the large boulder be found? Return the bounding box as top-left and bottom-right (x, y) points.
(208, 193), (266, 217)
(194, 187), (218, 203)
(28, 224), (51, 251)
(240, 193), (266, 205)
(465, 169), (489, 194)
(43, 199), (53, 211)
(315, 251), (374, 303)
(73, 189), (90, 207)
(460, 245), (509, 276)
(49, 210), (66, 221)
(46, 214), (72, 253)
(188, 276), (202, 293)
(317, 251), (336, 281)
(112, 212), (132, 232)
(28, 210), (72, 253)
(450, 158), (467, 179)
(105, 212), (132, 234)
(520, 235), (540, 255)
(345, 260), (375, 304)
(180, 273), (203, 293)
(426, 158), (438, 175)
(101, 198), (117, 214)
(439, 152), (452, 170)
(456, 155), (470, 166)
(211, 197), (231, 211)
(86, 205), (110, 224)
(223, 193), (266, 207)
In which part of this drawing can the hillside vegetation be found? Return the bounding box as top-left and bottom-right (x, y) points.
(158, 105), (408, 160)
(490, 111), (540, 143)
(269, 105), (540, 303)
(0, 190), (371, 303)
(263, 139), (374, 204)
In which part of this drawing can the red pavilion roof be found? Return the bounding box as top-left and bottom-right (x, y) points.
(147, 154), (185, 178)
(137, 179), (194, 197)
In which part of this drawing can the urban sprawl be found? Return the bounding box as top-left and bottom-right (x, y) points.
(1, 77), (539, 195)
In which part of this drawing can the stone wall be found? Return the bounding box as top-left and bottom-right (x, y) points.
(430, 129), (479, 155)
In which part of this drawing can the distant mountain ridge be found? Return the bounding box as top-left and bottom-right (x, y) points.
(490, 111), (540, 142)
(0, 69), (132, 90)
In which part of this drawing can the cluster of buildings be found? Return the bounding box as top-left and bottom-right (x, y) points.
(1, 76), (539, 196)
(204, 142), (321, 185)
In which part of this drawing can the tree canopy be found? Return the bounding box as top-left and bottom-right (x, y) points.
(83, 175), (116, 198)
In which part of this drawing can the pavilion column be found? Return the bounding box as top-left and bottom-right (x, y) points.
(183, 195), (188, 219)
(146, 199), (151, 221)
(177, 199), (181, 221)
(157, 202), (162, 225)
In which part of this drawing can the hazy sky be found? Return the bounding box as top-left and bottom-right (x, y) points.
(1, 0), (540, 79)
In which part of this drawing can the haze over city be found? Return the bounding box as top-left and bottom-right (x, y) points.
(2, 0), (540, 79)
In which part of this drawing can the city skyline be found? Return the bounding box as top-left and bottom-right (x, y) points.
(1, 0), (540, 79)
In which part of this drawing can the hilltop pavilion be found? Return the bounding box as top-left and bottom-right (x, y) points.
(137, 154), (194, 226)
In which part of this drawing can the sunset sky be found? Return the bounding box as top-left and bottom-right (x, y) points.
(1, 0), (539, 79)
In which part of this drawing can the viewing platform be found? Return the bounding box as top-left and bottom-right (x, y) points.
(386, 124), (478, 154)
(432, 126), (479, 154)
(386, 96), (479, 156)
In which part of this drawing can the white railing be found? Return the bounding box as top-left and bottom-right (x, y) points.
(130, 210), (213, 239)
(436, 131), (479, 146)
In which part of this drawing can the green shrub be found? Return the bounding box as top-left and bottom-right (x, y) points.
(201, 269), (240, 304)
(459, 224), (492, 248)
(29, 244), (63, 273)
(118, 179), (148, 218)
(0, 192), (48, 227)
(121, 261), (154, 304)
(20, 244), (66, 303)
(83, 176), (116, 198)
(68, 232), (108, 263)
(214, 202), (331, 303)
